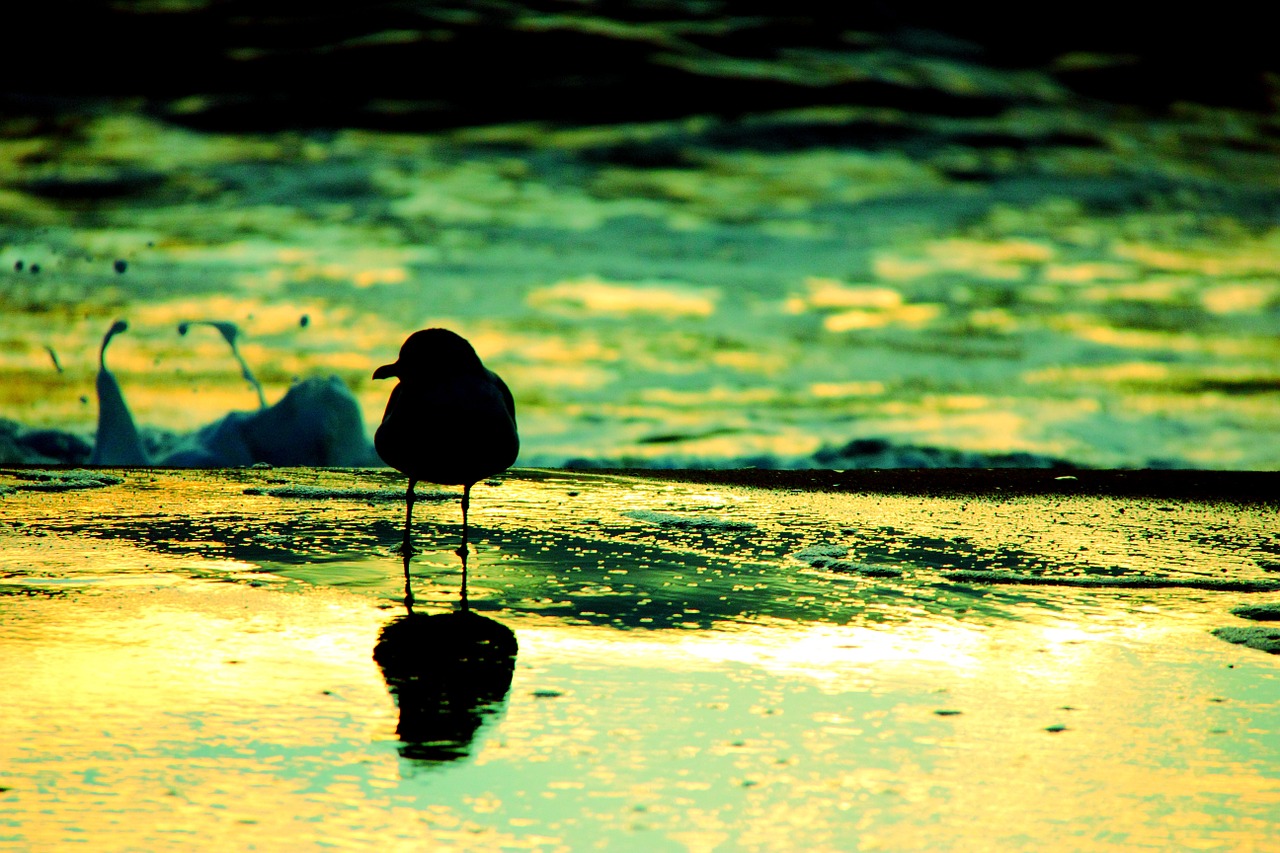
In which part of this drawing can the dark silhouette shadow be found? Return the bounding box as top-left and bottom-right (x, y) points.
(70, 317), (377, 467)
(373, 328), (519, 611)
(91, 319), (148, 465)
(373, 609), (518, 764)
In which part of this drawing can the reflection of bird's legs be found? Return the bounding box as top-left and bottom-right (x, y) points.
(402, 478), (417, 611)
(457, 483), (471, 612)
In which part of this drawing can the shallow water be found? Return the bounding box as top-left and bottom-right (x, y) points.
(2, 467), (1278, 850)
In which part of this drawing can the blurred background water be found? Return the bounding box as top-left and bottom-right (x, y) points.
(2, 1), (1278, 469)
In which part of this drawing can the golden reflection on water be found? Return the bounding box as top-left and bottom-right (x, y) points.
(10, 595), (1276, 851)
(1, 586), (499, 851)
(528, 276), (719, 318)
(487, 612), (1278, 851)
(2, 470), (1279, 849)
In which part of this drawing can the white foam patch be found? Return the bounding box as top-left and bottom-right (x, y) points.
(791, 543), (904, 578)
(622, 509), (756, 531)
(1212, 626), (1280, 654)
(791, 543), (850, 561)
(1, 469), (125, 492)
(243, 485), (454, 502)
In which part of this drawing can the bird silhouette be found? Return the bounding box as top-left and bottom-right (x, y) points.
(373, 328), (519, 609)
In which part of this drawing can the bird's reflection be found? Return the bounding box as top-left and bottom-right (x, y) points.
(373, 608), (518, 764)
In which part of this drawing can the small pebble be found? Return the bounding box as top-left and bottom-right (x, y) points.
(299, 314), (310, 327)
(13, 260), (23, 272)
(29, 263), (40, 274)
(114, 259), (128, 274)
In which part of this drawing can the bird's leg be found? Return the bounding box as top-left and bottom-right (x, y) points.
(402, 478), (416, 612)
(457, 483), (471, 613)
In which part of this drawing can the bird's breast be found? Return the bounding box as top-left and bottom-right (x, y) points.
(374, 375), (518, 485)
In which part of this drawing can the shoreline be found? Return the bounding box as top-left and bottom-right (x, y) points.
(2, 463), (1278, 504)
(608, 466), (1280, 504)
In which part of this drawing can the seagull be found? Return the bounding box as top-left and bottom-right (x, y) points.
(373, 328), (519, 609)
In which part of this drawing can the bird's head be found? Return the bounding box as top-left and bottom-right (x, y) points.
(373, 328), (485, 380)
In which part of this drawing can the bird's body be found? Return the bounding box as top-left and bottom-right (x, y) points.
(375, 368), (518, 487)
(373, 328), (518, 609)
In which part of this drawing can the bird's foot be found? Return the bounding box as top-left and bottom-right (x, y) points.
(454, 544), (467, 559)
(395, 542), (418, 557)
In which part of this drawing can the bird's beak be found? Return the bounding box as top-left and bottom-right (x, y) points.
(372, 362), (398, 380)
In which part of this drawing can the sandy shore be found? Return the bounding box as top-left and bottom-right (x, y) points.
(614, 466), (1280, 502)
(1, 465), (1278, 850)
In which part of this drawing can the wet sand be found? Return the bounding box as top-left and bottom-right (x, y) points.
(1, 466), (1278, 850)
(615, 466), (1279, 503)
